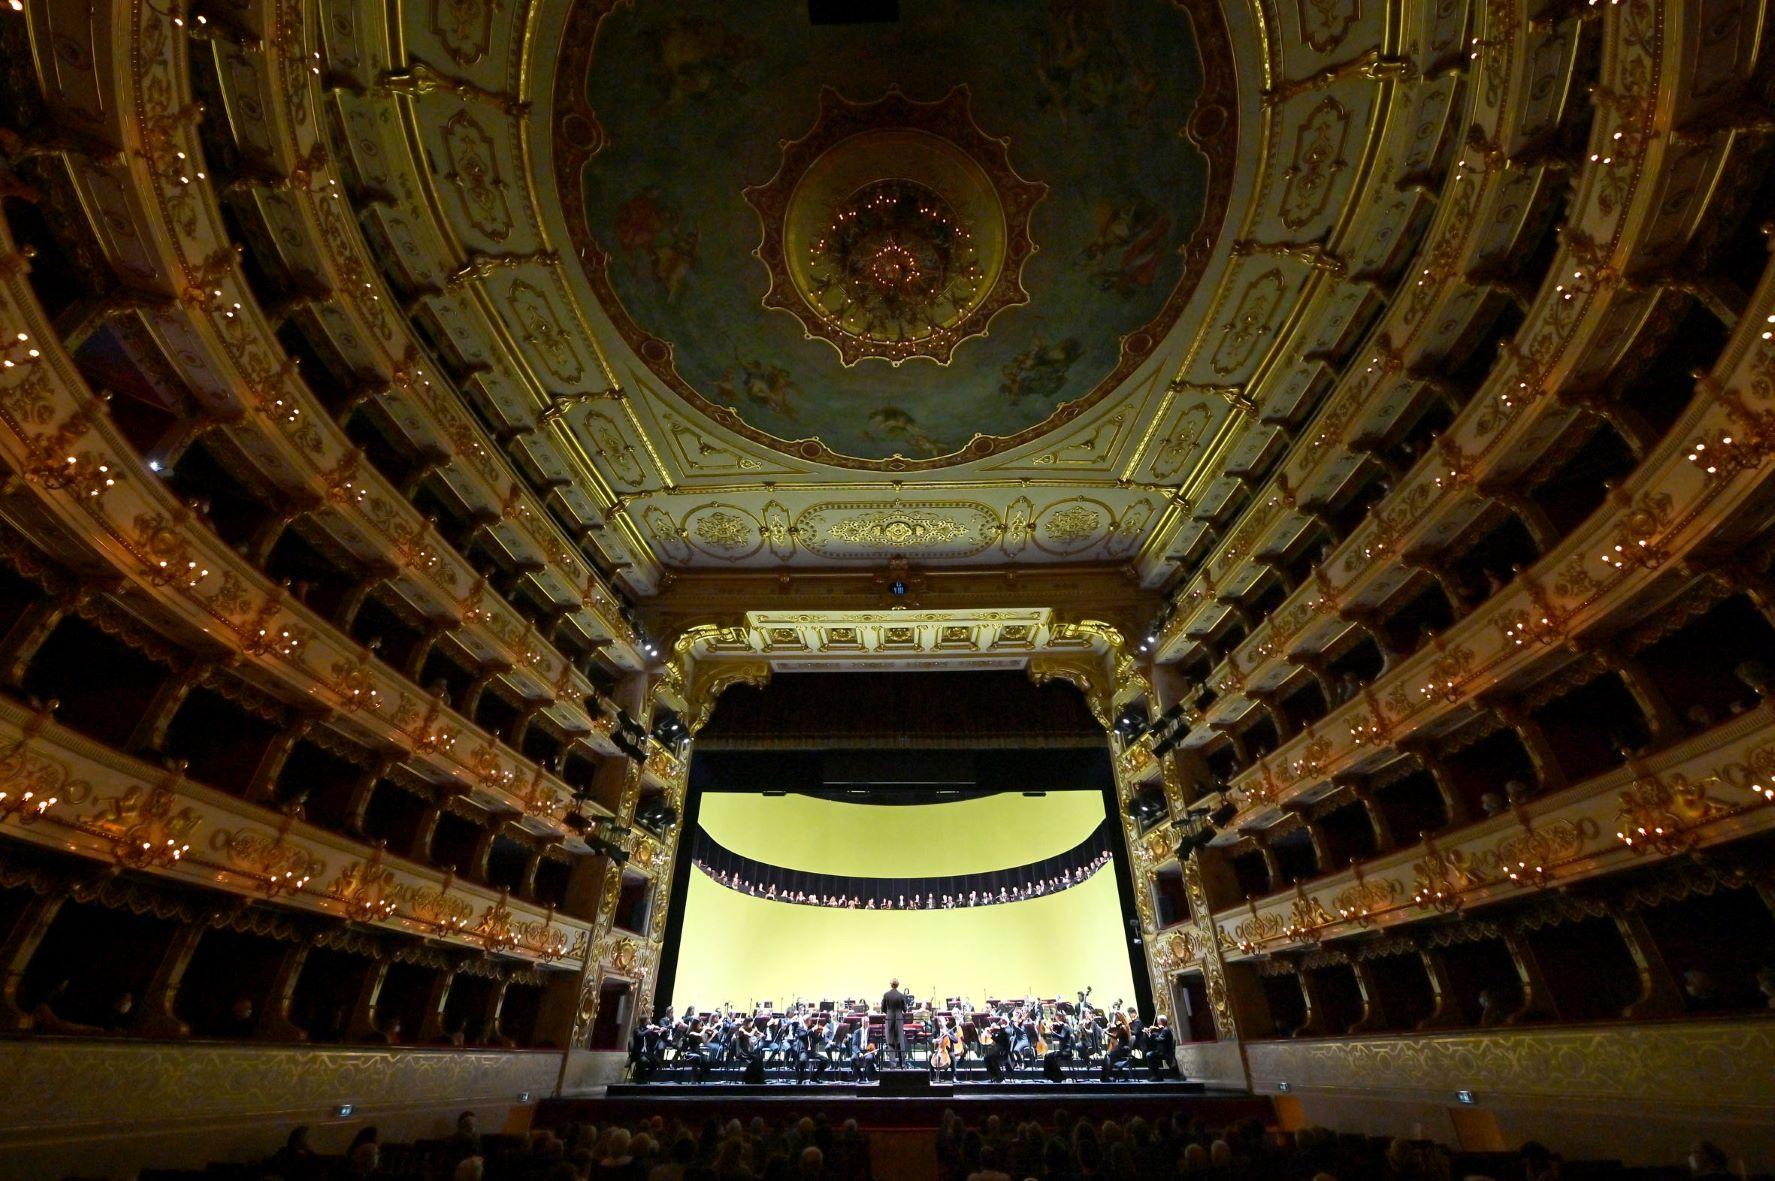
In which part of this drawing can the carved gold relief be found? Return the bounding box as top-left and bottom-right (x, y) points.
(442, 110), (514, 242)
(509, 280), (586, 386)
(433, 0), (495, 67)
(1297, 0), (1360, 54)
(827, 508), (969, 548)
(1207, 269), (1288, 377)
(1279, 97), (1351, 230)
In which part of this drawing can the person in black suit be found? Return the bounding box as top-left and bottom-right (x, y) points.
(881, 979), (910, 1066)
(1145, 1014), (1178, 1078)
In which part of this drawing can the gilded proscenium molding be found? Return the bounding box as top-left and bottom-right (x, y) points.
(1202, 708), (1775, 961)
(643, 564), (1161, 640)
(1228, 1019), (1775, 1114)
(0, 1039), (565, 1139)
(0, 699), (592, 967)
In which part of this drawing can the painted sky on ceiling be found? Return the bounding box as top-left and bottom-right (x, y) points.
(579, 0), (1208, 460)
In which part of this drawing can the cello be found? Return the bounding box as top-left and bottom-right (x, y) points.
(931, 1016), (957, 1074)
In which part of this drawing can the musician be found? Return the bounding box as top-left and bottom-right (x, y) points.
(681, 1020), (713, 1083)
(1049, 1011), (1075, 1063)
(846, 1019), (879, 1080)
(793, 1015), (827, 1082)
(625, 1017), (656, 1081)
(881, 979), (910, 1066)
(929, 1014), (960, 1082)
(1078, 1013), (1105, 1063)
(981, 1017), (1013, 1081)
(1020, 1010), (1042, 1067)
(1145, 1014), (1178, 1078)
(1101, 1015), (1134, 1081)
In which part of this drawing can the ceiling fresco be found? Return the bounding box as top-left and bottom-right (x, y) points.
(266, 0), (1450, 582)
(559, 0), (1225, 465)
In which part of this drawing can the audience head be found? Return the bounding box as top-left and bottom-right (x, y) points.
(451, 1156), (484, 1181)
(1690, 1140), (1729, 1174)
(348, 1141), (379, 1177)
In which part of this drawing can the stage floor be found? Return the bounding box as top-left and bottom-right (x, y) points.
(544, 1086), (1271, 1131)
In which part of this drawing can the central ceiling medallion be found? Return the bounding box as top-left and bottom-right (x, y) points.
(745, 86), (1046, 367)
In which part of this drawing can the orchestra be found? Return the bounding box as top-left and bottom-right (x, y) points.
(624, 986), (1183, 1085)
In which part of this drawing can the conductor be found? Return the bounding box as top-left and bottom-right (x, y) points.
(881, 979), (910, 1066)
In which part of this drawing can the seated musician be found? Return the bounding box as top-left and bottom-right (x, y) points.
(793, 1015), (827, 1082)
(1019, 1010), (1042, 1065)
(1101, 1016), (1134, 1081)
(928, 1013), (960, 1082)
(1145, 1014), (1179, 1078)
(681, 1020), (713, 1083)
(981, 1017), (1014, 1081)
(847, 1019), (880, 1080)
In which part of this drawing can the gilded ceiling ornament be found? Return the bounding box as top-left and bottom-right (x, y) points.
(1208, 268), (1289, 377)
(1279, 97), (1352, 229)
(691, 510), (752, 552)
(433, 0), (494, 67)
(441, 110), (515, 242)
(1151, 404), (1211, 481)
(1297, 0), (1361, 54)
(825, 507), (970, 549)
(1043, 504), (1103, 545)
(508, 280), (585, 386)
(744, 86), (1046, 366)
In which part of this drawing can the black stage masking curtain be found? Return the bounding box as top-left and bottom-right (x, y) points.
(689, 818), (1116, 910)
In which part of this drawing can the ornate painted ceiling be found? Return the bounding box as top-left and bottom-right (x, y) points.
(323, 0), (1443, 591)
(558, 1), (1221, 463)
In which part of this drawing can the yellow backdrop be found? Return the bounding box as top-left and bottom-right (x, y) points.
(696, 791), (1107, 875)
(672, 793), (1138, 1007)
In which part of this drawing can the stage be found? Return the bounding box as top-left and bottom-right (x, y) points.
(545, 1082), (1271, 1132)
